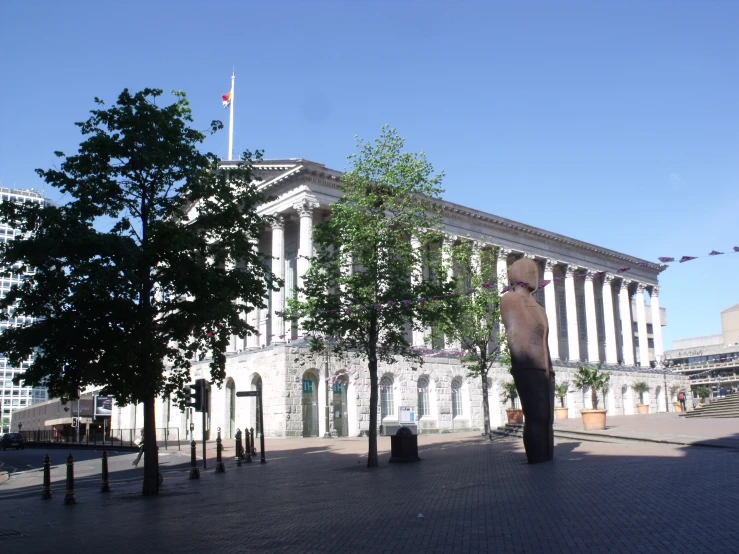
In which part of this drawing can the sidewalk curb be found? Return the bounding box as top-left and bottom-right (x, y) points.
(553, 428), (739, 450)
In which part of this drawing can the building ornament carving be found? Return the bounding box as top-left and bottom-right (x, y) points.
(293, 199), (320, 218)
(271, 215), (285, 230)
(650, 286), (660, 297)
(636, 282), (647, 293)
(620, 279), (631, 291)
(544, 259), (556, 272)
(603, 273), (614, 285)
(584, 269), (597, 282)
(565, 265), (578, 278)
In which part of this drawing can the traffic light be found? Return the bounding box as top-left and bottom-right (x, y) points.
(72, 417), (78, 428)
(186, 379), (209, 412)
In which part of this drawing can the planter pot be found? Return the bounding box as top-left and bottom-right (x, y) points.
(637, 404), (649, 415)
(580, 409), (607, 430)
(506, 409), (523, 424)
(673, 403), (682, 413)
(554, 407), (570, 420)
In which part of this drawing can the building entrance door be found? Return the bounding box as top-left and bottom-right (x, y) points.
(302, 373), (319, 437)
(332, 376), (349, 437)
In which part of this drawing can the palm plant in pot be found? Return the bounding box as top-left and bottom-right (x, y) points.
(572, 363), (611, 430)
(500, 381), (522, 424)
(695, 385), (711, 407)
(632, 381), (651, 414)
(554, 381), (570, 420)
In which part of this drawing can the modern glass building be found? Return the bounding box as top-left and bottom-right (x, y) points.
(0, 187), (49, 433)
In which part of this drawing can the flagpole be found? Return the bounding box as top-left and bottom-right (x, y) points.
(228, 72), (235, 161)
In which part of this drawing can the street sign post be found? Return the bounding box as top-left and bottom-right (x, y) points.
(236, 389), (265, 463)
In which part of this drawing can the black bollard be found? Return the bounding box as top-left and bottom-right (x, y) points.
(244, 428), (253, 463)
(188, 439), (200, 480)
(235, 429), (242, 467)
(250, 428), (256, 456)
(101, 450), (111, 493)
(64, 453), (76, 505)
(42, 454), (52, 499)
(215, 427), (225, 474)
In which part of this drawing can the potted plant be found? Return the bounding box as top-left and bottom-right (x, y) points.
(572, 363), (610, 430)
(695, 385), (711, 407)
(554, 381), (570, 420)
(669, 385), (681, 412)
(632, 381), (651, 414)
(501, 381), (523, 424)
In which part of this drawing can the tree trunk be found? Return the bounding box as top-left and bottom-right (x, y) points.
(481, 368), (490, 437)
(591, 386), (599, 410)
(142, 393), (159, 496)
(367, 314), (379, 468)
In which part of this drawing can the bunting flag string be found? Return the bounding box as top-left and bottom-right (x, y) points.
(658, 246), (739, 264)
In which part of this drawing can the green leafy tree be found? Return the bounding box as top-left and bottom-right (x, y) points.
(431, 240), (504, 436)
(288, 126), (452, 468)
(0, 89), (274, 495)
(631, 381), (651, 405)
(572, 363), (611, 410)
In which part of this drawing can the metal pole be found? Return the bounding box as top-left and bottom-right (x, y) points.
(188, 440), (200, 479)
(76, 396), (80, 444)
(64, 453), (76, 505)
(259, 388), (266, 463)
(42, 454), (52, 499)
(215, 427), (225, 473)
(101, 450), (110, 493)
(235, 429), (242, 467)
(245, 429), (252, 463)
(202, 407), (207, 470)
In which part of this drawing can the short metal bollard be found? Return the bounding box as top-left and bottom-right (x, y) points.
(235, 429), (243, 467)
(64, 453), (76, 505)
(215, 427), (225, 473)
(245, 429), (253, 463)
(101, 450), (111, 493)
(250, 427), (256, 456)
(42, 454), (52, 499)
(188, 439), (200, 480)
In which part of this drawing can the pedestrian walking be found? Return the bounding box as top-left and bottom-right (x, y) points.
(678, 390), (687, 412)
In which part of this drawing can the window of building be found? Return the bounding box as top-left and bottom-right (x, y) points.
(380, 375), (394, 419)
(451, 378), (463, 418)
(595, 300), (606, 343)
(576, 292), (587, 341)
(557, 290), (567, 340)
(417, 377), (430, 418)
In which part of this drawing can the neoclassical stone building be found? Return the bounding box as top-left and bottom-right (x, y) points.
(117, 159), (689, 440)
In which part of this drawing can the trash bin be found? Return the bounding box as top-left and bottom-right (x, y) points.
(389, 426), (420, 463)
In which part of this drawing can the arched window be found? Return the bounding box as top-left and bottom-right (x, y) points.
(417, 377), (429, 418)
(380, 375), (394, 419)
(451, 378), (463, 418)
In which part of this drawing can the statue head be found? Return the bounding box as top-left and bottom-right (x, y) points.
(508, 258), (539, 293)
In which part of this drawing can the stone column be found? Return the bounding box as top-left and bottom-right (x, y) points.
(564, 265), (580, 362)
(246, 237), (261, 349)
(294, 199), (319, 337)
(635, 283), (650, 366)
(271, 216), (286, 343)
(619, 279), (635, 366)
(442, 235), (459, 350)
(601, 274), (618, 364)
(411, 235), (426, 348)
(543, 260), (559, 360)
(496, 247), (511, 347)
(583, 270), (599, 363)
(650, 286), (664, 363)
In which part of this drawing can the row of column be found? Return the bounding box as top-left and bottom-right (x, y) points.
(249, 207), (664, 368)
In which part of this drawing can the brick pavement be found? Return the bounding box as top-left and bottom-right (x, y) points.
(2, 428), (738, 553)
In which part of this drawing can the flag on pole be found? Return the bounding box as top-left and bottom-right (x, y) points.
(222, 92), (232, 108)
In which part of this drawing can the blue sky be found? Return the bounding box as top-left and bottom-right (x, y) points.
(1, 1), (737, 348)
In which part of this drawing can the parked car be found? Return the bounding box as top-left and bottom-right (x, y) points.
(1, 432), (25, 450)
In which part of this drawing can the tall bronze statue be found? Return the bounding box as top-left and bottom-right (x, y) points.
(500, 257), (555, 463)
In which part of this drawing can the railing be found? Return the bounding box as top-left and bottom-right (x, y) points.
(19, 427), (181, 450)
(671, 360), (739, 372)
